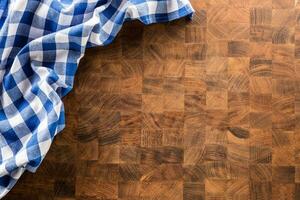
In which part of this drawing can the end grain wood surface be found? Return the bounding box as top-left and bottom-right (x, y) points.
(4, 0), (300, 199)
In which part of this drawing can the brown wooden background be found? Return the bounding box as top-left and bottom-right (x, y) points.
(4, 0), (300, 199)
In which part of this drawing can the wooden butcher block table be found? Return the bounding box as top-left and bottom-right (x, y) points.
(5, 0), (300, 199)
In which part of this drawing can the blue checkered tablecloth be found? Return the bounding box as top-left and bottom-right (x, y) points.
(0, 0), (193, 198)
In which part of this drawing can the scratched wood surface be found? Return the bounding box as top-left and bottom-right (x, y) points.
(4, 0), (300, 199)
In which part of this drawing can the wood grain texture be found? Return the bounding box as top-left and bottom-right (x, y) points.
(4, 0), (300, 199)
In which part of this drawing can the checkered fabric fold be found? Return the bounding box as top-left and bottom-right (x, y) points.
(0, 0), (193, 198)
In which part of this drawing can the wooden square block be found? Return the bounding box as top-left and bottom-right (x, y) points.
(204, 161), (231, 179)
(250, 128), (272, 146)
(226, 179), (250, 199)
(228, 57), (249, 75)
(143, 78), (163, 94)
(183, 182), (205, 200)
(98, 146), (119, 164)
(119, 164), (141, 181)
(207, 23), (249, 41)
(207, 41), (228, 57)
(272, 44), (294, 61)
(229, 0), (249, 7)
(120, 76), (142, 94)
(250, 8), (272, 25)
(227, 142), (250, 163)
(144, 44), (166, 60)
(94, 41), (122, 60)
(249, 42), (272, 59)
(272, 26), (295, 44)
(163, 111), (184, 128)
(295, 147), (300, 164)
(250, 77), (272, 95)
(272, 166), (295, 183)
(206, 91), (228, 110)
(272, 130), (294, 147)
(204, 144), (228, 161)
(77, 107), (99, 127)
(98, 129), (120, 146)
(187, 44), (207, 60)
(228, 74), (249, 92)
(205, 179), (227, 196)
(249, 182), (271, 200)
(140, 164), (183, 181)
(250, 0), (272, 6)
(184, 128), (205, 147)
(272, 60), (295, 79)
(118, 182), (140, 198)
(164, 60), (185, 77)
(206, 109), (229, 127)
(48, 144), (77, 163)
(250, 25), (273, 42)
(296, 166), (300, 183)
(121, 60), (143, 77)
(272, 0), (295, 8)
(97, 164), (119, 182)
(141, 129), (163, 147)
(98, 77), (120, 93)
(118, 94), (142, 112)
(140, 147), (183, 164)
(272, 95), (295, 115)
(98, 111), (121, 130)
(184, 78), (206, 95)
(228, 41), (250, 57)
(143, 60), (164, 78)
(163, 94), (184, 111)
(98, 61), (122, 77)
(85, 93), (119, 111)
(272, 146), (295, 165)
(249, 59), (272, 77)
(165, 43), (187, 60)
(227, 127), (250, 145)
(77, 139), (98, 160)
(249, 164), (272, 181)
(250, 112), (272, 129)
(54, 180), (75, 198)
(272, 183), (295, 200)
(185, 27), (207, 43)
(272, 113), (295, 131)
(163, 129), (183, 147)
(183, 165), (206, 182)
(122, 42), (143, 59)
(120, 111), (142, 128)
(228, 92), (249, 110)
(142, 113), (164, 130)
(139, 182), (183, 200)
(163, 77), (185, 93)
(184, 112), (206, 129)
(120, 129), (141, 146)
(208, 6), (249, 23)
(75, 177), (118, 198)
(185, 94), (206, 112)
(184, 147), (205, 165)
(206, 126), (228, 145)
(272, 9), (296, 26)
(142, 94), (163, 113)
(250, 145), (272, 163)
(206, 74), (228, 91)
(272, 79), (295, 96)
(206, 57), (228, 75)
(120, 146), (141, 164)
(184, 61), (206, 78)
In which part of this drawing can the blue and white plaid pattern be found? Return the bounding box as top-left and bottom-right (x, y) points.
(0, 0), (193, 197)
